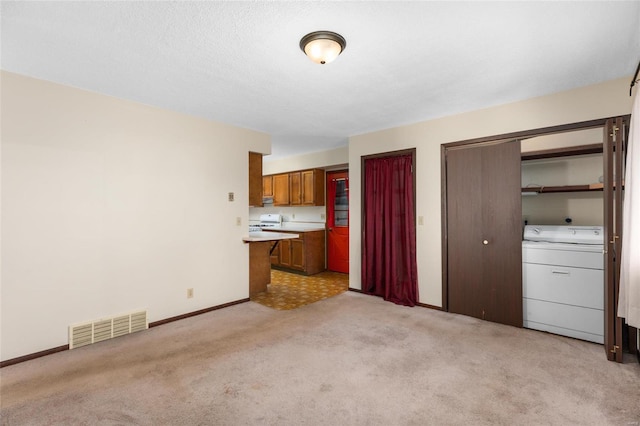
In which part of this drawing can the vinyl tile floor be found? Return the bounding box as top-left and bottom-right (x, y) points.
(251, 269), (349, 310)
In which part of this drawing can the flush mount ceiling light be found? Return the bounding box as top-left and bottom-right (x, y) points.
(299, 31), (346, 65)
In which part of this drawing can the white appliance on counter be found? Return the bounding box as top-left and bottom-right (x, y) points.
(249, 214), (282, 232)
(522, 225), (604, 344)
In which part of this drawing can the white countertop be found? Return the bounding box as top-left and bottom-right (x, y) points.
(261, 224), (326, 232)
(242, 231), (300, 242)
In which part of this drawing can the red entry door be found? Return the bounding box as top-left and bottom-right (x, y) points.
(327, 171), (349, 274)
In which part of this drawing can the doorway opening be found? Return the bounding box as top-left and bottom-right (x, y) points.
(361, 149), (418, 306)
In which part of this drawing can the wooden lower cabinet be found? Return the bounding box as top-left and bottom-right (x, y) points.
(290, 239), (305, 270)
(268, 230), (325, 275)
(278, 239), (293, 268)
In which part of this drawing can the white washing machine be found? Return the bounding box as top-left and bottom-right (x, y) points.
(522, 225), (604, 344)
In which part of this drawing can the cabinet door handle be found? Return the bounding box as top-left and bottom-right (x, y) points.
(551, 270), (570, 275)
(328, 227), (333, 231)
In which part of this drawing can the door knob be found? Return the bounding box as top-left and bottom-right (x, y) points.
(483, 240), (489, 245)
(328, 227), (333, 231)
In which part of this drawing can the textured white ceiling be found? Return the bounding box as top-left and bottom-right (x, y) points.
(2, 2), (640, 160)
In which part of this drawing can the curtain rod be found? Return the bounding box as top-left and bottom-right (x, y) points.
(631, 59), (640, 96)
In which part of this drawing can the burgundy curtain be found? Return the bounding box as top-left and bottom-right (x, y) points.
(362, 154), (418, 306)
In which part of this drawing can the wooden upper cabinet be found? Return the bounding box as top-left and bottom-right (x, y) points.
(302, 169), (325, 206)
(249, 152), (263, 207)
(289, 172), (302, 205)
(273, 173), (290, 205)
(264, 168), (325, 206)
(290, 169), (325, 206)
(263, 175), (273, 197)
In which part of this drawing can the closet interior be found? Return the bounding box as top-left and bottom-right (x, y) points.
(521, 128), (606, 345)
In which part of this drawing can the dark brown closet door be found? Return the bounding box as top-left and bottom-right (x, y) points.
(445, 140), (522, 327)
(603, 117), (626, 362)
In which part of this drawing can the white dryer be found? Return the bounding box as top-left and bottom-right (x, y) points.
(522, 225), (604, 344)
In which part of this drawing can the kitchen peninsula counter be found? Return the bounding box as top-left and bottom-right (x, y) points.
(242, 231), (300, 242)
(260, 223), (325, 232)
(243, 231), (299, 297)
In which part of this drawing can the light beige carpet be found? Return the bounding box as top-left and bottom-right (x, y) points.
(1, 292), (639, 425)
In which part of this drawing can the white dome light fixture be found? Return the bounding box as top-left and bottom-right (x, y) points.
(299, 31), (346, 65)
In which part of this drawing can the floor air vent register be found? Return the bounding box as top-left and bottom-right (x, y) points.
(69, 310), (148, 349)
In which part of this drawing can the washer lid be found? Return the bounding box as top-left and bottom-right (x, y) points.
(523, 225), (604, 244)
(522, 240), (604, 253)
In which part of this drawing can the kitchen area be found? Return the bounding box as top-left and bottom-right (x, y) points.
(244, 153), (331, 298)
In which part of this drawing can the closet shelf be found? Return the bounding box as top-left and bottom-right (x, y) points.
(522, 181), (624, 194)
(522, 183), (604, 194)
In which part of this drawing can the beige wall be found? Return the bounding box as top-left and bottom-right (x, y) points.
(0, 72), (270, 361)
(521, 128), (603, 152)
(263, 146), (347, 175)
(349, 77), (633, 306)
(2, 72), (633, 360)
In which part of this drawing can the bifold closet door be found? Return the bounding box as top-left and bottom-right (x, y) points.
(603, 117), (627, 362)
(445, 140), (523, 327)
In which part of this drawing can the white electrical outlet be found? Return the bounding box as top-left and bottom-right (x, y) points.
(236, 217), (241, 226)
(228, 192), (234, 202)
(320, 213), (326, 220)
(418, 216), (424, 225)
(187, 288), (194, 298)
(292, 214), (295, 219)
